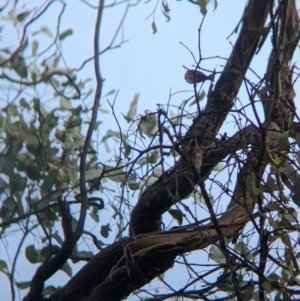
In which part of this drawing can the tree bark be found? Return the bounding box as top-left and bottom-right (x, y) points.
(130, 0), (270, 235)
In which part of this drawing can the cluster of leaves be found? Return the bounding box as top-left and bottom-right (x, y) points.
(0, 1), (105, 289)
(0, 1), (180, 294)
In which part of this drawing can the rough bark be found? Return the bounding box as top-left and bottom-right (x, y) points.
(130, 0), (270, 235)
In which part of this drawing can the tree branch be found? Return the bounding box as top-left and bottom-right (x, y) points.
(23, 1), (105, 300)
(130, 0), (271, 235)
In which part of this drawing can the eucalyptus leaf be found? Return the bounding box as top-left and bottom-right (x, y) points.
(59, 28), (73, 40)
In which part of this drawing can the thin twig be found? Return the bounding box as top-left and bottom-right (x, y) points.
(76, 0), (104, 239)
(1, 0), (56, 66)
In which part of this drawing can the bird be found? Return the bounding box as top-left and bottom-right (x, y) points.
(184, 69), (213, 84)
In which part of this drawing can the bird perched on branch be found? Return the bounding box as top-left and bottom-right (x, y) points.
(184, 69), (213, 84)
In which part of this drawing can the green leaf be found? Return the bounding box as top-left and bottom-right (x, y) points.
(292, 194), (300, 206)
(85, 168), (103, 181)
(45, 111), (58, 128)
(212, 162), (224, 172)
(32, 97), (41, 112)
(50, 77), (60, 88)
(55, 129), (66, 142)
(3, 197), (17, 213)
(246, 172), (264, 198)
(90, 209), (99, 223)
(30, 68), (39, 81)
(148, 151), (159, 164)
(122, 140), (131, 159)
(72, 105), (83, 116)
(9, 173), (26, 194)
(59, 28), (73, 40)
(60, 262), (72, 277)
(65, 115), (82, 129)
(161, 9), (170, 22)
(26, 165), (42, 181)
(265, 175), (278, 192)
(168, 209), (183, 225)
(241, 285), (254, 301)
(76, 250), (93, 259)
(235, 242), (253, 260)
(216, 272), (233, 292)
(103, 89), (116, 97)
(261, 280), (272, 293)
(40, 246), (51, 258)
(197, 0), (209, 15)
(213, 0), (218, 10)
(110, 204), (122, 218)
(25, 245), (38, 263)
(101, 130), (120, 142)
(11, 55), (27, 78)
(33, 26), (52, 37)
(267, 150), (285, 167)
(106, 167), (125, 183)
(100, 224), (111, 238)
(0, 177), (7, 194)
(139, 113), (157, 135)
(0, 260), (8, 272)
(151, 21), (157, 34)
(41, 170), (59, 193)
(209, 245), (226, 263)
(127, 173), (138, 190)
(53, 55), (60, 68)
(32, 40), (38, 55)
(162, 1), (170, 13)
(16, 282), (31, 289)
(99, 108), (110, 114)
(123, 93), (139, 122)
(43, 286), (58, 296)
(6, 104), (19, 116)
(41, 26), (53, 37)
(20, 38), (29, 52)
(19, 98), (30, 110)
(60, 96), (72, 110)
(279, 131), (290, 152)
(189, 90), (206, 106)
(17, 11), (30, 22)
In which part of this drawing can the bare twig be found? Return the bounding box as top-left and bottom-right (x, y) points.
(76, 0), (104, 239)
(23, 1), (105, 300)
(0, 1), (56, 66)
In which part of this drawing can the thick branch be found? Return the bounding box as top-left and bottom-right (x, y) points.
(130, 0), (270, 235)
(49, 221), (242, 301)
(41, 1), (299, 301)
(50, 121), (281, 301)
(263, 0), (299, 129)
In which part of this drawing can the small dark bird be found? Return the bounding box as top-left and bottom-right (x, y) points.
(220, 132), (227, 141)
(184, 69), (213, 84)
